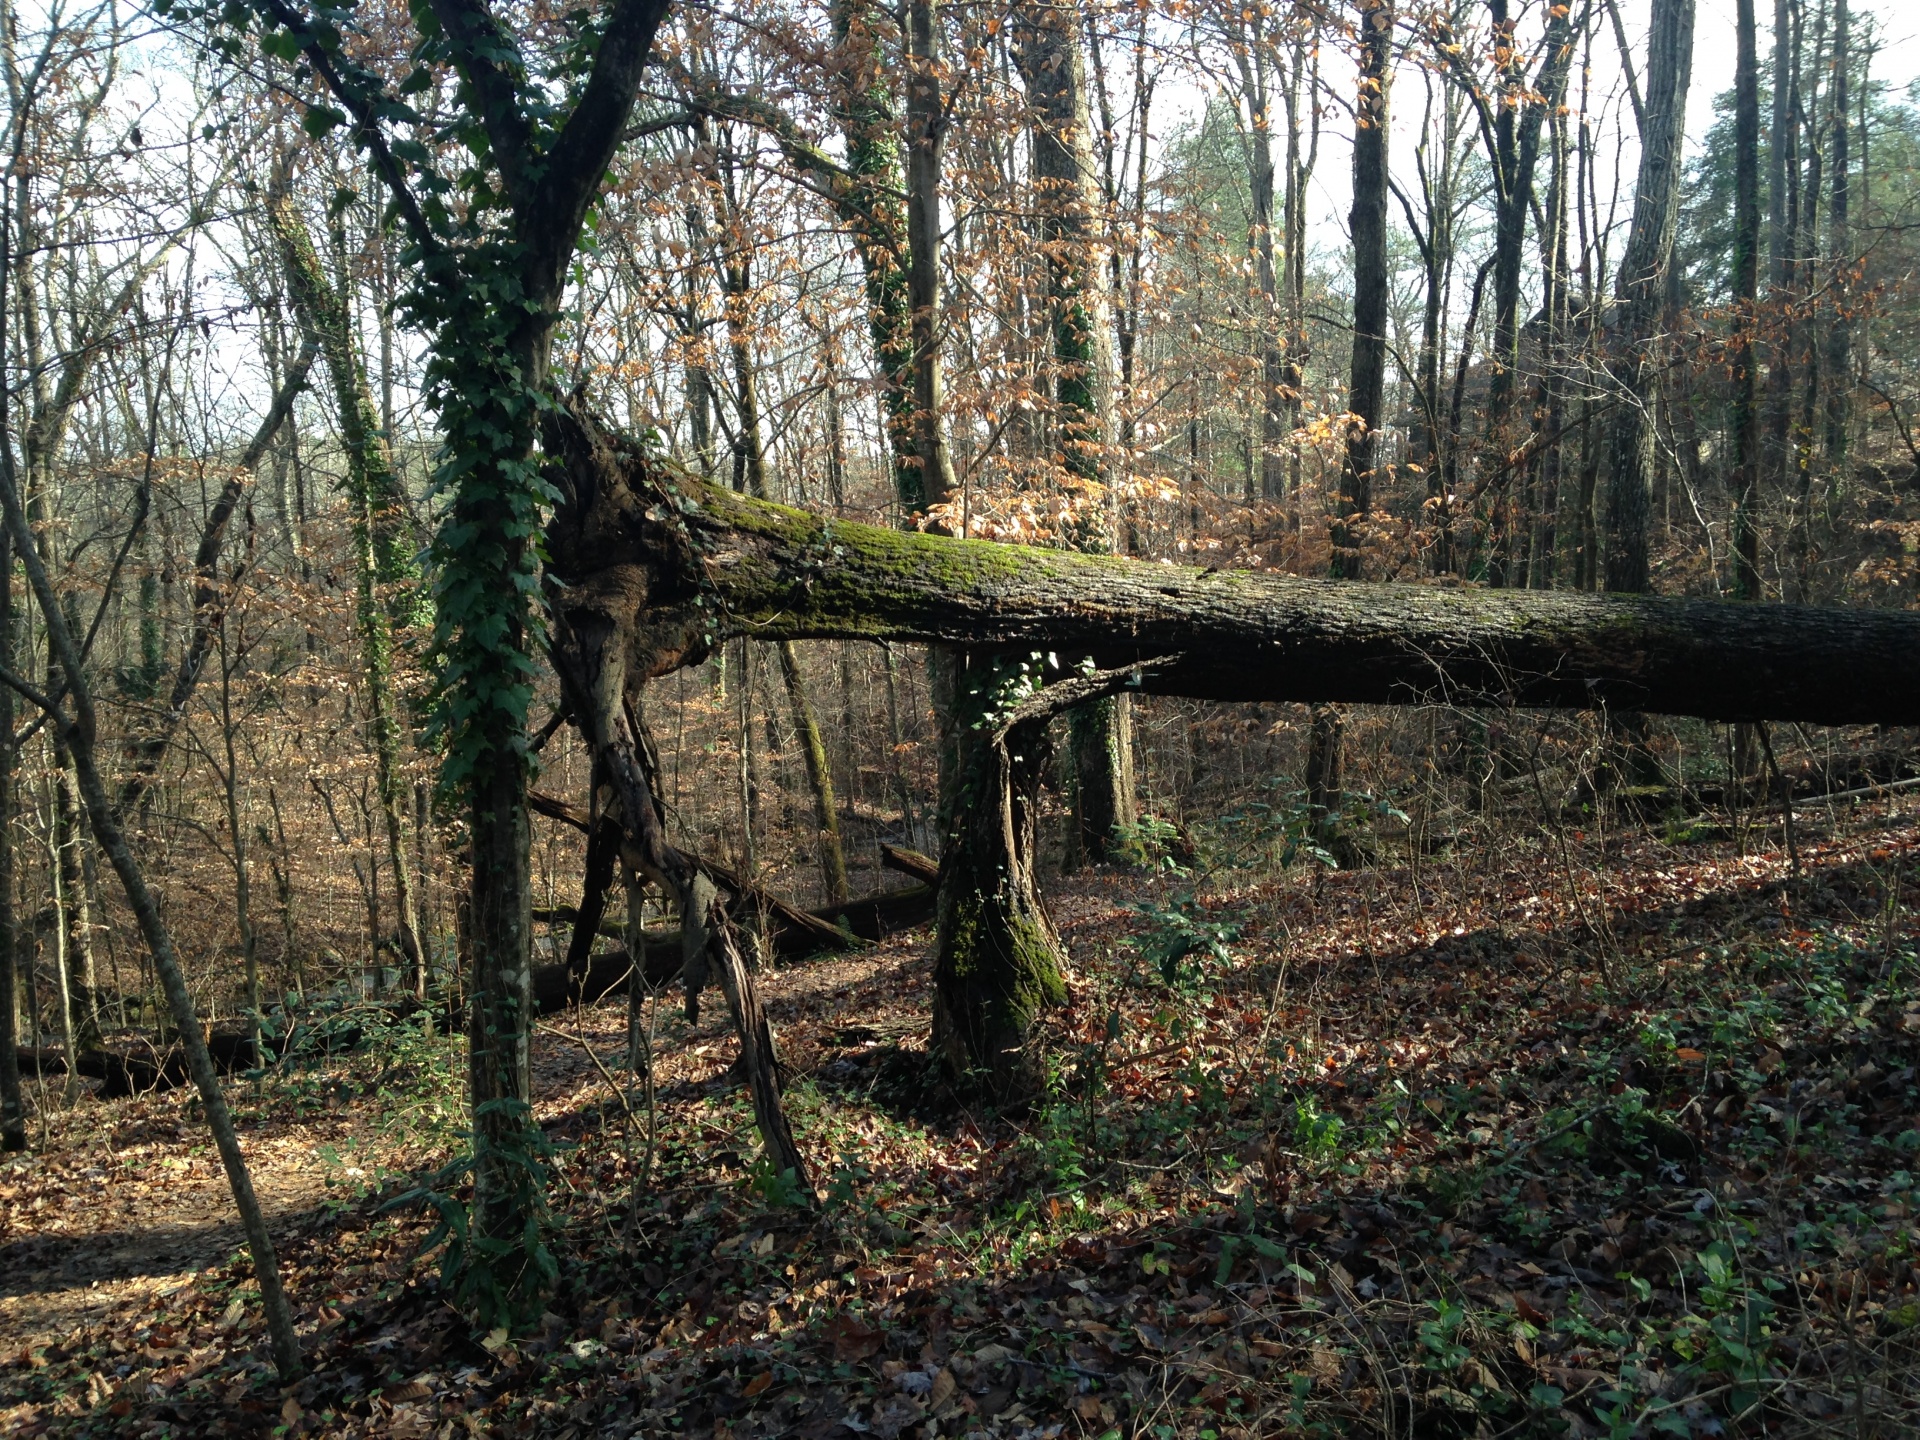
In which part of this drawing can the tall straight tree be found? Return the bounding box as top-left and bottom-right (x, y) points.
(1731, 0), (1763, 599)
(1763, 0), (1798, 506)
(905, 0), (959, 510)
(1603, 0), (1695, 594)
(180, 0), (677, 1321)
(1824, 0), (1850, 460)
(1013, 0), (1135, 865)
(1308, 0), (1393, 849)
(268, 169), (429, 994)
(0, 516), (18, 1152)
(1332, 0), (1394, 582)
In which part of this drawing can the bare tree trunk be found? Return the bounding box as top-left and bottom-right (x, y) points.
(1731, 0), (1763, 599)
(1332, 0), (1394, 582)
(216, 621), (261, 1051)
(1603, 0), (1695, 595)
(0, 520), (21, 1151)
(1311, 0), (1393, 854)
(776, 641), (850, 905)
(1823, 0), (1850, 462)
(1763, 0), (1797, 537)
(905, 0), (959, 512)
(0, 399), (302, 1380)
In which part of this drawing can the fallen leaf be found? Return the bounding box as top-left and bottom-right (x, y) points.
(743, 1370), (774, 1398)
(824, 1313), (883, 1363)
(1512, 1292), (1550, 1325)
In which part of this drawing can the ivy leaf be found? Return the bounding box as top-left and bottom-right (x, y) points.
(302, 103), (347, 139)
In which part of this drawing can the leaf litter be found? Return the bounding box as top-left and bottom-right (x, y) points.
(3, 800), (1919, 1437)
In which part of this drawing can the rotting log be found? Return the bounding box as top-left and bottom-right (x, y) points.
(540, 410), (1920, 728)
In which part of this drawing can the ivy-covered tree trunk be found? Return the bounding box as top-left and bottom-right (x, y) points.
(1013, 0), (1135, 865)
(929, 653), (1067, 1093)
(269, 177), (428, 995)
(828, 0), (921, 507)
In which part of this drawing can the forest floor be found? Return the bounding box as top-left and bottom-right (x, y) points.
(3, 797), (1920, 1438)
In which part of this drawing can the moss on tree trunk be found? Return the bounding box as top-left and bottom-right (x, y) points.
(928, 651), (1068, 1093)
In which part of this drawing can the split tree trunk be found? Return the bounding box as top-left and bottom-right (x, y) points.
(928, 651), (1067, 1092)
(542, 413), (808, 1182)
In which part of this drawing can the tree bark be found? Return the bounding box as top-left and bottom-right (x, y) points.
(1012, 0), (1135, 864)
(0, 518), (20, 1151)
(1603, 0), (1695, 594)
(1824, 0), (1850, 462)
(1763, 0), (1797, 513)
(928, 652), (1067, 1093)
(1731, 0), (1763, 600)
(1332, 0), (1394, 581)
(540, 408), (810, 1178)
(776, 640), (850, 905)
(541, 408), (1920, 729)
(269, 180), (427, 995)
(905, 0), (959, 511)
(1313, 0), (1392, 854)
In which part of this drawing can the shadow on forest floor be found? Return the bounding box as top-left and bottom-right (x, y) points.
(5, 805), (1920, 1437)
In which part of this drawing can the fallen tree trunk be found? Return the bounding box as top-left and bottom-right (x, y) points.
(542, 406), (1920, 1093)
(542, 413), (1920, 727)
(526, 879), (937, 1017)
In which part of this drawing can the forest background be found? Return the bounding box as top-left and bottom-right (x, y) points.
(4, 0), (1920, 1434)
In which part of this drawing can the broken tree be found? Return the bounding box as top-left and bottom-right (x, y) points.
(540, 405), (1920, 1111)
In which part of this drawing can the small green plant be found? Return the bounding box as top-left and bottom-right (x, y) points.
(1126, 891), (1240, 989)
(748, 1156), (811, 1209)
(1207, 782), (1409, 871)
(1113, 814), (1192, 872)
(1681, 1238), (1782, 1414)
(1291, 1094), (1347, 1168)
